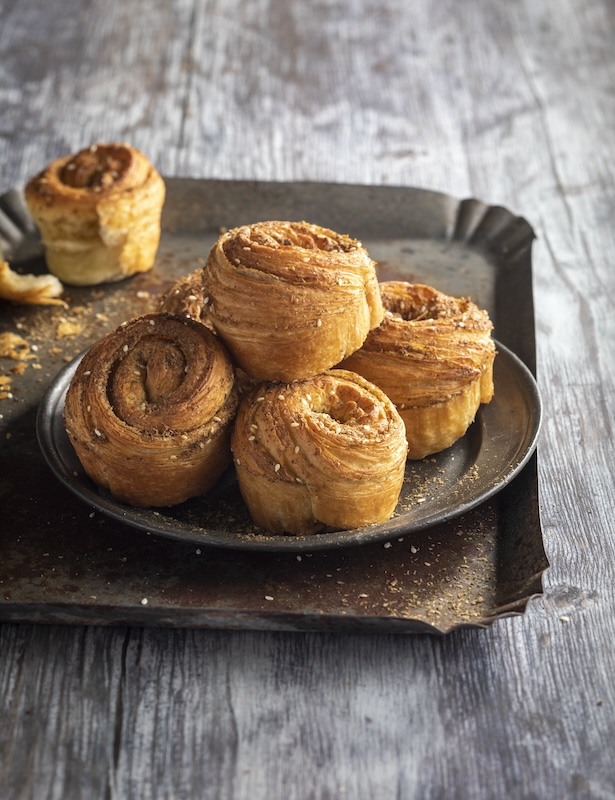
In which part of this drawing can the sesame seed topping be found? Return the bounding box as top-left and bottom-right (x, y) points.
(316, 319), (322, 327)
(255, 396), (265, 403)
(294, 445), (300, 453)
(122, 345), (129, 352)
(169, 455), (178, 461)
(149, 319), (155, 326)
(83, 370), (91, 376)
(248, 435), (256, 441)
(278, 394), (285, 401)
(94, 428), (102, 437)
(290, 421), (300, 427)
(203, 296), (210, 304)
(274, 463), (281, 472)
(213, 415), (222, 423)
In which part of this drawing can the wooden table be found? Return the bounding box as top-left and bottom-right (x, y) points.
(1, 1), (614, 797)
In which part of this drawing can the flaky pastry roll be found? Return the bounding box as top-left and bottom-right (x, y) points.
(25, 143), (165, 286)
(202, 221), (384, 381)
(231, 369), (408, 535)
(64, 312), (238, 507)
(340, 282), (496, 460)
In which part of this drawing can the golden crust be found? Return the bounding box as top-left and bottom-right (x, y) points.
(159, 267), (215, 330)
(231, 369), (408, 534)
(63, 312), (238, 507)
(202, 221), (384, 381)
(0, 260), (65, 305)
(25, 143), (165, 286)
(340, 282), (496, 459)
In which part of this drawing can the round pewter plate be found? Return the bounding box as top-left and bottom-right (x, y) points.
(36, 341), (541, 552)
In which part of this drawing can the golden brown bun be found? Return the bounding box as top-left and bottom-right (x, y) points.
(25, 143), (165, 286)
(231, 369), (408, 535)
(340, 282), (496, 459)
(202, 221), (384, 381)
(63, 312), (238, 507)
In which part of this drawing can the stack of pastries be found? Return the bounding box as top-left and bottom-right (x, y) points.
(49, 178), (495, 534)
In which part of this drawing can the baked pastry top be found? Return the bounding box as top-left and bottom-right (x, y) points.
(231, 369), (408, 534)
(201, 220), (384, 381)
(340, 281), (496, 459)
(63, 312), (238, 507)
(25, 143), (165, 286)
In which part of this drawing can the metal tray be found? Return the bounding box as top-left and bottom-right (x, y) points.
(0, 178), (548, 633)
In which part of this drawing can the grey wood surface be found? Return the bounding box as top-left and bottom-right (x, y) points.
(1, 0), (614, 797)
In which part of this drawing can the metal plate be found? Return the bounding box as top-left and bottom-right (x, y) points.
(36, 342), (541, 552)
(0, 178), (548, 633)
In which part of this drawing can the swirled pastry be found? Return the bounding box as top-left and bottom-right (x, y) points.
(25, 143), (165, 286)
(231, 369), (408, 535)
(64, 312), (238, 507)
(202, 221), (384, 381)
(340, 282), (496, 460)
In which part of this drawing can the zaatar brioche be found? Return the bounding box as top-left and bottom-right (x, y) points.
(201, 220), (384, 381)
(340, 281), (496, 459)
(64, 312), (238, 507)
(25, 143), (165, 286)
(231, 369), (408, 534)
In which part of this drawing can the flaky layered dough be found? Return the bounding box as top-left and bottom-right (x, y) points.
(64, 313), (238, 507)
(159, 267), (214, 330)
(231, 369), (408, 535)
(202, 221), (384, 381)
(340, 282), (496, 460)
(25, 143), (165, 286)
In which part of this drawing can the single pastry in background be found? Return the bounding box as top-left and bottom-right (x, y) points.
(64, 312), (238, 507)
(202, 220), (384, 382)
(231, 369), (408, 535)
(340, 281), (496, 460)
(25, 143), (165, 286)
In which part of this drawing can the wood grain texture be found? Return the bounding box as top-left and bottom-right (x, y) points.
(2, 0), (615, 798)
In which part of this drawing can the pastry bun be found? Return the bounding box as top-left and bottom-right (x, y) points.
(25, 143), (165, 286)
(340, 281), (496, 459)
(64, 312), (238, 507)
(231, 369), (408, 534)
(202, 220), (384, 381)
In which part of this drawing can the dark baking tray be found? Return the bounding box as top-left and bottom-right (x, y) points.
(0, 179), (548, 633)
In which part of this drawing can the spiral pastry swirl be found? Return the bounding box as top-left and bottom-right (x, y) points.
(340, 281), (496, 459)
(25, 143), (165, 285)
(231, 369), (408, 535)
(202, 220), (384, 381)
(64, 313), (238, 507)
